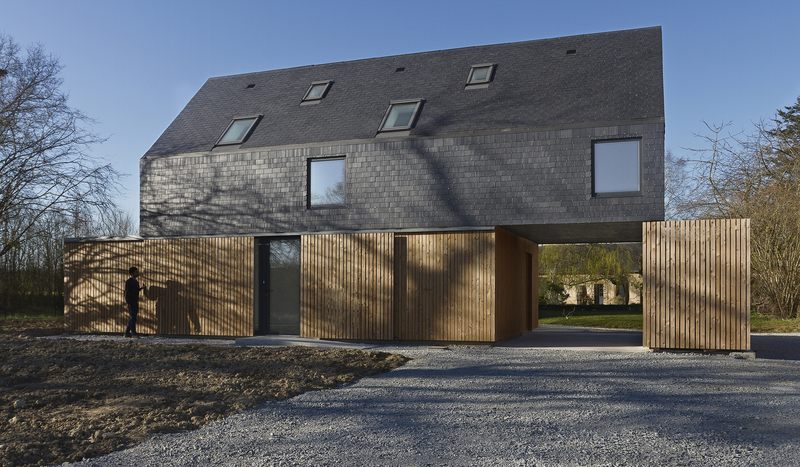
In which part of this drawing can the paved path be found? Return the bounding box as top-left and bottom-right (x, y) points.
(499, 324), (645, 351)
(752, 333), (800, 361)
(77, 341), (800, 466)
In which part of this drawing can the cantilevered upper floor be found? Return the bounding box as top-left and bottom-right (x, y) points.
(140, 26), (665, 242)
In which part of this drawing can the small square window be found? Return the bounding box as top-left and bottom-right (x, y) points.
(593, 139), (641, 195)
(466, 64), (495, 85)
(308, 157), (346, 207)
(378, 100), (423, 132)
(216, 116), (260, 146)
(302, 81), (333, 102)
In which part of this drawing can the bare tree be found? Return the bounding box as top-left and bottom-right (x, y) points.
(95, 208), (137, 237)
(683, 97), (800, 318)
(0, 34), (119, 258)
(664, 149), (703, 220)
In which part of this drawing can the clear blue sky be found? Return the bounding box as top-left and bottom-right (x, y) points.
(3, 0), (799, 224)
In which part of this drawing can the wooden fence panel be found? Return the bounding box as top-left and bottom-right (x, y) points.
(301, 231), (495, 342)
(64, 236), (254, 336)
(64, 240), (145, 333)
(300, 232), (394, 340)
(643, 219), (750, 350)
(495, 228), (538, 341)
(394, 231), (496, 342)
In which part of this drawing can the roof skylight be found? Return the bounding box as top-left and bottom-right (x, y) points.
(216, 116), (261, 146)
(378, 99), (424, 132)
(302, 81), (333, 102)
(466, 64), (495, 85)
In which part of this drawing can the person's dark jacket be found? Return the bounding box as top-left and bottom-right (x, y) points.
(125, 277), (141, 305)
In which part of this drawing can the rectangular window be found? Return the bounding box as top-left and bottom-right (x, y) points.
(592, 139), (641, 195)
(308, 157), (346, 207)
(217, 116), (261, 145)
(378, 99), (423, 132)
(594, 284), (604, 305)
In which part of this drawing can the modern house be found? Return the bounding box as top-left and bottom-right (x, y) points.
(67, 27), (685, 343)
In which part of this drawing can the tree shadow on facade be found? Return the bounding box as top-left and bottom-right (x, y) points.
(146, 280), (201, 335)
(64, 237), (254, 337)
(63, 241), (143, 333)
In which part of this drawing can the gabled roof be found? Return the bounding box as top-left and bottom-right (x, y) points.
(144, 26), (663, 158)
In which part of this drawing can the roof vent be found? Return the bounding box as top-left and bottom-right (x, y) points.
(246, 83), (256, 89)
(566, 49), (577, 55)
(395, 67), (405, 72)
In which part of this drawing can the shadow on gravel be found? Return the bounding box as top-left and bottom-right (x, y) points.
(359, 353), (800, 450)
(752, 334), (800, 361)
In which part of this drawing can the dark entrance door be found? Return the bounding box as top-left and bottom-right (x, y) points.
(256, 237), (301, 335)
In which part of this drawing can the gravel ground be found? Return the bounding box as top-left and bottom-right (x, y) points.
(0, 328), (405, 466)
(75, 345), (800, 466)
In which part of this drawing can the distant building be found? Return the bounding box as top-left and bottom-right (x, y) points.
(559, 274), (643, 305)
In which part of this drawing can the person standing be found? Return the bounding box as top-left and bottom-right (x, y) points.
(124, 266), (146, 338)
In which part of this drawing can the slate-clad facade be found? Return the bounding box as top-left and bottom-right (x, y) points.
(140, 27), (665, 243)
(141, 121), (664, 242)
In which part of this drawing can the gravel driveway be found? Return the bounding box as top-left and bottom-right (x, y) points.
(76, 343), (800, 466)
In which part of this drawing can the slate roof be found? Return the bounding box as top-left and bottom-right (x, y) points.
(144, 27), (663, 158)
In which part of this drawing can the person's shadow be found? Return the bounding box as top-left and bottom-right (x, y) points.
(145, 280), (201, 335)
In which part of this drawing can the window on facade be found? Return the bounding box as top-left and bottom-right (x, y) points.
(308, 157), (346, 207)
(216, 116), (260, 145)
(594, 284), (604, 305)
(302, 81), (332, 102)
(466, 64), (495, 85)
(592, 139), (641, 195)
(378, 100), (423, 132)
(577, 285), (588, 305)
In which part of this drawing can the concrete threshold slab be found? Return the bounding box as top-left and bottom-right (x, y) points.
(235, 335), (376, 350)
(535, 324), (643, 333)
(506, 345), (649, 353)
(498, 325), (645, 351)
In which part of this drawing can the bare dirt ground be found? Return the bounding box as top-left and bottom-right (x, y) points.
(0, 319), (407, 466)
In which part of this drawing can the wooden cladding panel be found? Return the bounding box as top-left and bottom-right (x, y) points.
(495, 228), (539, 341)
(394, 231), (495, 342)
(643, 219), (750, 350)
(65, 241), (146, 334)
(144, 237), (254, 337)
(64, 237), (254, 336)
(300, 232), (394, 340)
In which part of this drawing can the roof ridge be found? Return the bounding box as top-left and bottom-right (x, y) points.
(206, 26), (662, 81)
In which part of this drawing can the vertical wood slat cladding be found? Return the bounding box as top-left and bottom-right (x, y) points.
(643, 219), (750, 350)
(494, 228), (539, 341)
(393, 231), (496, 341)
(64, 237), (254, 336)
(64, 241), (146, 334)
(300, 232), (394, 340)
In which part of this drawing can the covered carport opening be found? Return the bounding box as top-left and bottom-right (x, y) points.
(500, 221), (645, 349)
(499, 219), (751, 351)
